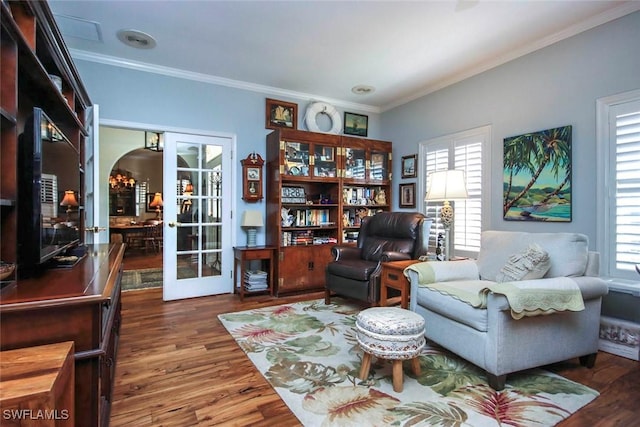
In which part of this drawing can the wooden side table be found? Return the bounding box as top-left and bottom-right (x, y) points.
(0, 341), (75, 426)
(233, 246), (276, 301)
(380, 259), (421, 308)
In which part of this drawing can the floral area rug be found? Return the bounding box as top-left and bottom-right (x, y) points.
(218, 298), (599, 427)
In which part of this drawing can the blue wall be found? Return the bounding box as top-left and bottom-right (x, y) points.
(77, 11), (640, 248)
(381, 11), (640, 247)
(76, 61), (380, 244)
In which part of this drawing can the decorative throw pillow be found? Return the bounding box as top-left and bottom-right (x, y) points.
(495, 243), (551, 282)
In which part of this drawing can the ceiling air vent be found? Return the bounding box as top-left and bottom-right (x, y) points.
(117, 29), (157, 49)
(351, 85), (375, 95)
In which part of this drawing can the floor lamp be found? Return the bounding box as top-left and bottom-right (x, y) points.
(425, 170), (468, 261)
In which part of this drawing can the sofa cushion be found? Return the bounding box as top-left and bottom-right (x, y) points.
(495, 243), (551, 282)
(477, 231), (589, 281)
(415, 280), (494, 332)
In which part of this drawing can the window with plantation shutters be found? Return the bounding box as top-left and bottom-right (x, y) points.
(419, 126), (490, 258)
(597, 91), (640, 280)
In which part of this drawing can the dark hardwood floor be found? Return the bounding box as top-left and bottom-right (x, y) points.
(111, 279), (640, 426)
(121, 251), (163, 271)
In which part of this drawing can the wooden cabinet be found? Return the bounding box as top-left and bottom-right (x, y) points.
(265, 128), (392, 295)
(341, 135), (392, 243)
(0, 243), (125, 427)
(0, 341), (75, 426)
(277, 245), (333, 293)
(1, 0), (90, 282)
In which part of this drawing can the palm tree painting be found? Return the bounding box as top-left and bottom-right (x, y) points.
(503, 125), (572, 221)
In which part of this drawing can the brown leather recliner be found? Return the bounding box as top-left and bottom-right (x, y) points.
(325, 212), (431, 305)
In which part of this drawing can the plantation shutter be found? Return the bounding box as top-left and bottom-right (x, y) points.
(422, 129), (485, 257)
(424, 145), (449, 253)
(454, 141), (482, 253)
(137, 181), (148, 216)
(612, 102), (640, 275)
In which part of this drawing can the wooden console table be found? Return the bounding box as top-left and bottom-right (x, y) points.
(0, 243), (125, 427)
(380, 259), (421, 309)
(233, 246), (276, 301)
(0, 341), (75, 426)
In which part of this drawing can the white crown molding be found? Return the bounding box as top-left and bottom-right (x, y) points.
(381, 2), (640, 112)
(69, 49), (381, 114)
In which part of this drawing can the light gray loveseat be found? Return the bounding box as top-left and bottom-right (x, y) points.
(406, 230), (608, 390)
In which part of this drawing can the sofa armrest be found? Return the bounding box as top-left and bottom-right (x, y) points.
(380, 251), (411, 262)
(331, 245), (362, 261)
(584, 251), (600, 277)
(571, 276), (609, 300)
(404, 260), (479, 284)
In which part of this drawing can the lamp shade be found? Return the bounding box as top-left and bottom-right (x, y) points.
(425, 170), (468, 201)
(60, 190), (78, 207)
(241, 210), (264, 228)
(149, 192), (164, 208)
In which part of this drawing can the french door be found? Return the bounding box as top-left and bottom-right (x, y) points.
(163, 132), (233, 301)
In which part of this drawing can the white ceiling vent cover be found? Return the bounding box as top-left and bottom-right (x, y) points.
(117, 29), (157, 49)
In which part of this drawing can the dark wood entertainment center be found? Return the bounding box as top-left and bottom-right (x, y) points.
(0, 243), (125, 427)
(1, 2), (123, 426)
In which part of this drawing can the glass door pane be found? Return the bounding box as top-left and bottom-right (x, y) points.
(163, 132), (232, 301)
(344, 147), (366, 179)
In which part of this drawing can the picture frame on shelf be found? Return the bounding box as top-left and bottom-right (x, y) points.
(399, 183), (416, 208)
(266, 98), (297, 129)
(401, 154), (417, 178)
(343, 112), (368, 137)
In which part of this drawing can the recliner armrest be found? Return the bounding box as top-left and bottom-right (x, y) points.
(380, 251), (411, 262)
(331, 245), (362, 261)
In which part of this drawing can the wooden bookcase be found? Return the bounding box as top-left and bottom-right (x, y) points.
(1, 0), (91, 283)
(265, 128), (392, 295)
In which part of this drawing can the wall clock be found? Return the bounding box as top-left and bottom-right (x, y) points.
(241, 152), (264, 202)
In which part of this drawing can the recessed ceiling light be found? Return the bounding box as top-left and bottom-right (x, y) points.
(117, 29), (157, 49)
(351, 85), (375, 95)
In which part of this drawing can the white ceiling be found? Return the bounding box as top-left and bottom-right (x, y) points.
(49, 1), (640, 113)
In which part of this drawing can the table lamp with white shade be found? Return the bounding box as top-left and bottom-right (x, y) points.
(241, 210), (264, 247)
(425, 170), (468, 260)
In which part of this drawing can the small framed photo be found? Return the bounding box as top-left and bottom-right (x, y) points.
(401, 154), (417, 179)
(266, 98), (297, 129)
(343, 112), (368, 137)
(321, 146), (334, 162)
(399, 183), (416, 208)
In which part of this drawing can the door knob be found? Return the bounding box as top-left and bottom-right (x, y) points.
(86, 226), (106, 233)
(168, 221), (181, 228)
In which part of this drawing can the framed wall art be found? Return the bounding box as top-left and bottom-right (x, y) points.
(401, 154), (417, 179)
(266, 98), (297, 130)
(399, 183), (416, 208)
(503, 125), (572, 222)
(343, 112), (368, 137)
(146, 193), (156, 212)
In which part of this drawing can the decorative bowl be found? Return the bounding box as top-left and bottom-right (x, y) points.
(0, 262), (16, 280)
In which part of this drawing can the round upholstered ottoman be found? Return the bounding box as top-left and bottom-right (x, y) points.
(356, 307), (426, 392)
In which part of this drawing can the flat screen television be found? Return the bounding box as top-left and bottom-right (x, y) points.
(18, 107), (81, 276)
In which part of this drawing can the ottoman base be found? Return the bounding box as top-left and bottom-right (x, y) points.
(355, 307), (426, 393)
(359, 352), (421, 392)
